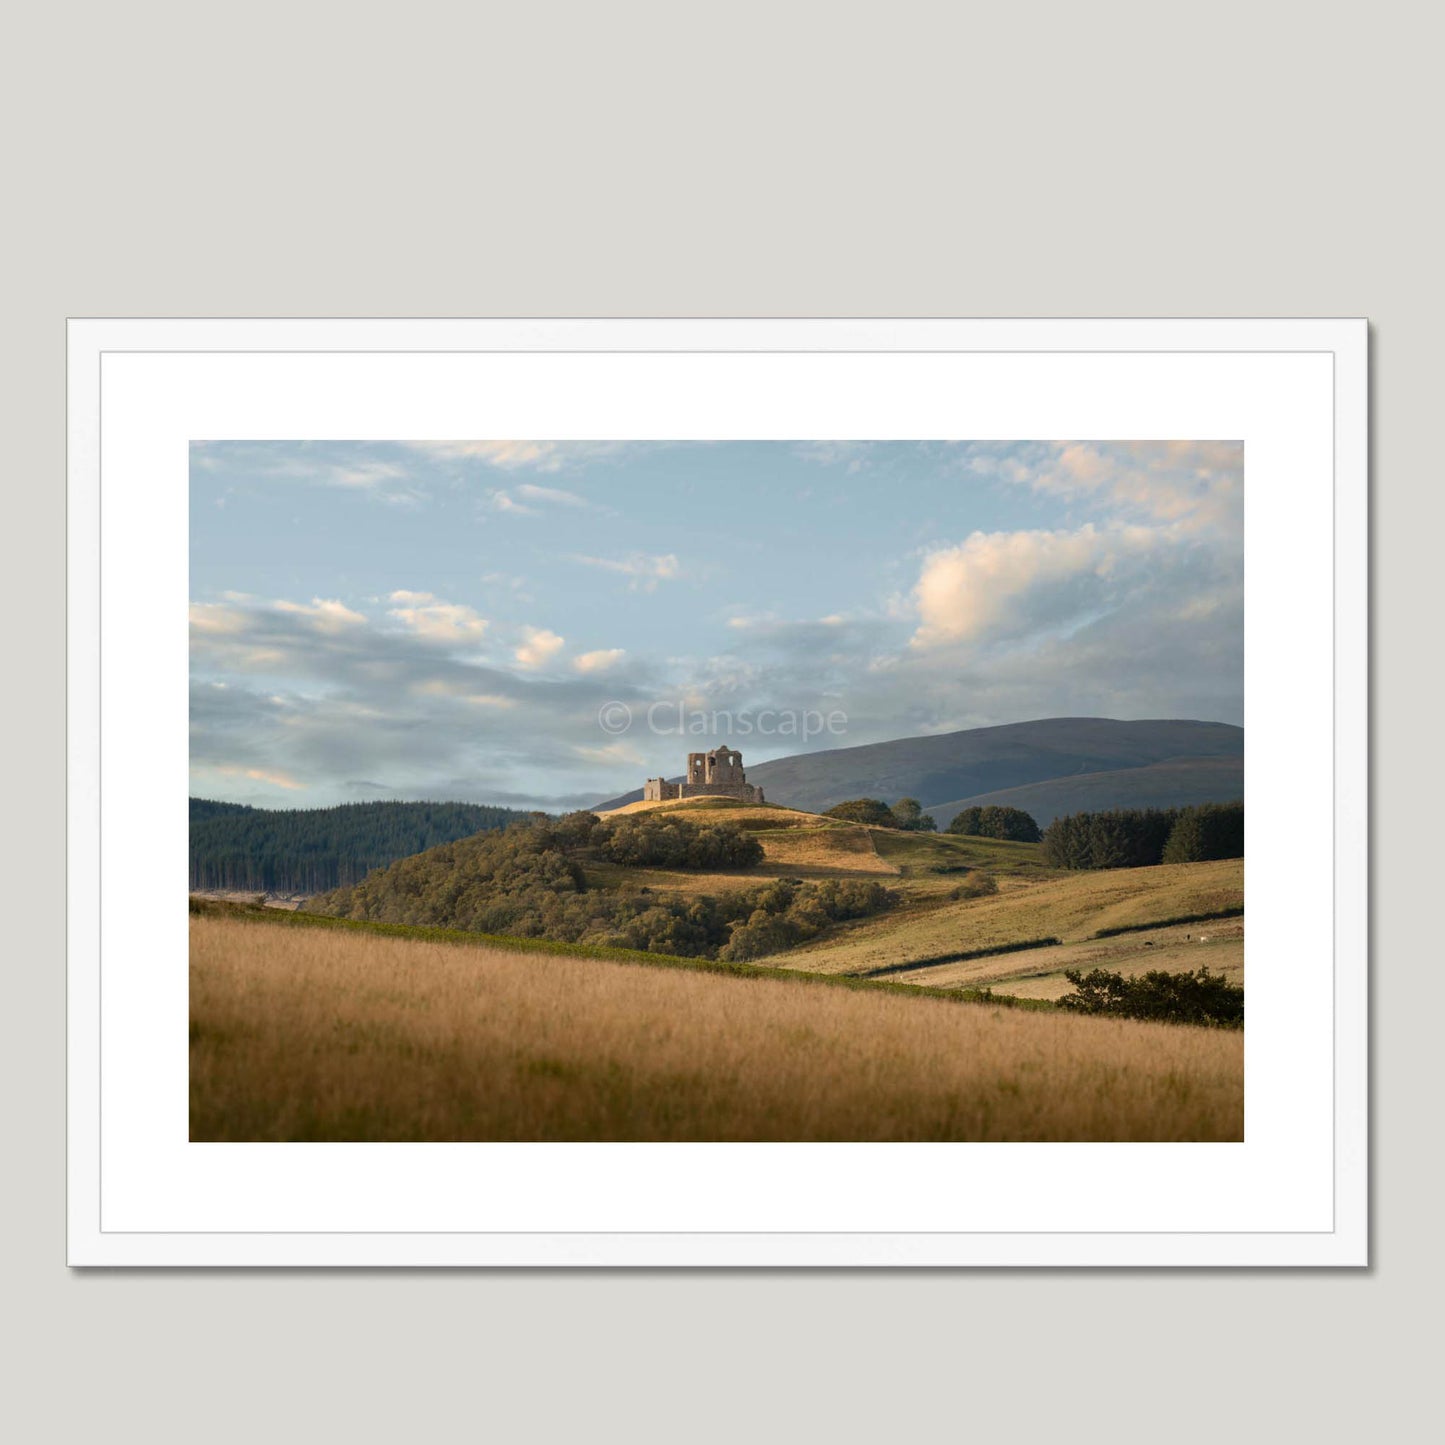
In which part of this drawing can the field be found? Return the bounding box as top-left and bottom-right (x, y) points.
(191, 914), (1244, 1142)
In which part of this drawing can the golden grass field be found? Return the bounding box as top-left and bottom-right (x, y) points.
(190, 915), (1243, 1142)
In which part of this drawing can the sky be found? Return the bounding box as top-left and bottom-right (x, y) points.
(190, 440), (1243, 810)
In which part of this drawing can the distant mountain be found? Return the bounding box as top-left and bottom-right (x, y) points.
(925, 756), (1244, 830)
(595, 718), (1243, 823)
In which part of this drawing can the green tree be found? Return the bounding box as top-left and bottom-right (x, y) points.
(1056, 967), (1243, 1027)
(823, 798), (896, 827)
(889, 797), (937, 832)
(949, 804), (1040, 842)
(1041, 807), (1178, 869)
(946, 806), (983, 836)
(1162, 802), (1244, 863)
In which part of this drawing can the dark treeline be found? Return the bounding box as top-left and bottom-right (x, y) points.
(189, 798), (532, 893)
(307, 811), (895, 961)
(1057, 967), (1244, 1028)
(190, 798), (251, 823)
(1041, 801), (1244, 871)
(1162, 802), (1246, 864)
(946, 805), (1042, 842)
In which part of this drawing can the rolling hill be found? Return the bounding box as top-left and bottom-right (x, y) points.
(595, 717), (1243, 822)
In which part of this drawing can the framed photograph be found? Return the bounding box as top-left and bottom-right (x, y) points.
(67, 318), (1367, 1266)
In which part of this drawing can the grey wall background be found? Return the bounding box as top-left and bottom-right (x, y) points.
(5, 1), (1435, 1439)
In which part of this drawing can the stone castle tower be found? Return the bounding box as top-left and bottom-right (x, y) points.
(643, 746), (765, 804)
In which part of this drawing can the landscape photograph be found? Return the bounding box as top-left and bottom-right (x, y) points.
(189, 439), (1245, 1142)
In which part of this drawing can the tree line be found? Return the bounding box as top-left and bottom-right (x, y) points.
(1040, 801), (1244, 870)
(189, 798), (532, 893)
(822, 797), (1045, 843)
(945, 805), (1042, 842)
(1057, 967), (1244, 1027)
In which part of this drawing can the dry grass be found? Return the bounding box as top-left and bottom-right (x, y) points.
(889, 917), (1245, 998)
(191, 916), (1243, 1142)
(784, 857), (1244, 976)
(753, 823), (896, 875)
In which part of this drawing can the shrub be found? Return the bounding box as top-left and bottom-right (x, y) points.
(890, 797), (938, 832)
(719, 877), (896, 961)
(949, 872), (999, 900)
(1055, 967), (1244, 1028)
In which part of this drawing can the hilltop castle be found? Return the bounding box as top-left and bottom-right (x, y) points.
(643, 746), (765, 804)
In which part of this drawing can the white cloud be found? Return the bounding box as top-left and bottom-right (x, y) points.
(514, 626), (565, 670)
(403, 441), (629, 473)
(515, 483), (590, 507)
(273, 598), (368, 632)
(386, 591), (488, 644)
(727, 611), (850, 637)
(573, 647), (626, 674)
(201, 447), (426, 506)
(910, 523), (1162, 651)
(193, 597), (367, 639)
(977, 440), (1243, 535)
(794, 441), (873, 472)
(490, 491), (538, 515)
(413, 440), (561, 469)
(189, 602), (248, 635)
(327, 461), (408, 491)
(572, 552), (681, 591)
(488, 479), (602, 515)
(488, 479), (601, 514)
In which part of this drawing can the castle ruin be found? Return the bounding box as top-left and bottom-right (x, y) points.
(643, 746), (765, 804)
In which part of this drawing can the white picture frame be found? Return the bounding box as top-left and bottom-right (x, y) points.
(67, 317), (1367, 1267)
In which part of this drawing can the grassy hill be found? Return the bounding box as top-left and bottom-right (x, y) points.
(595, 717), (1243, 819)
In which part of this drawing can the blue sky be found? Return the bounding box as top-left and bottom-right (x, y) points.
(190, 440), (1243, 809)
